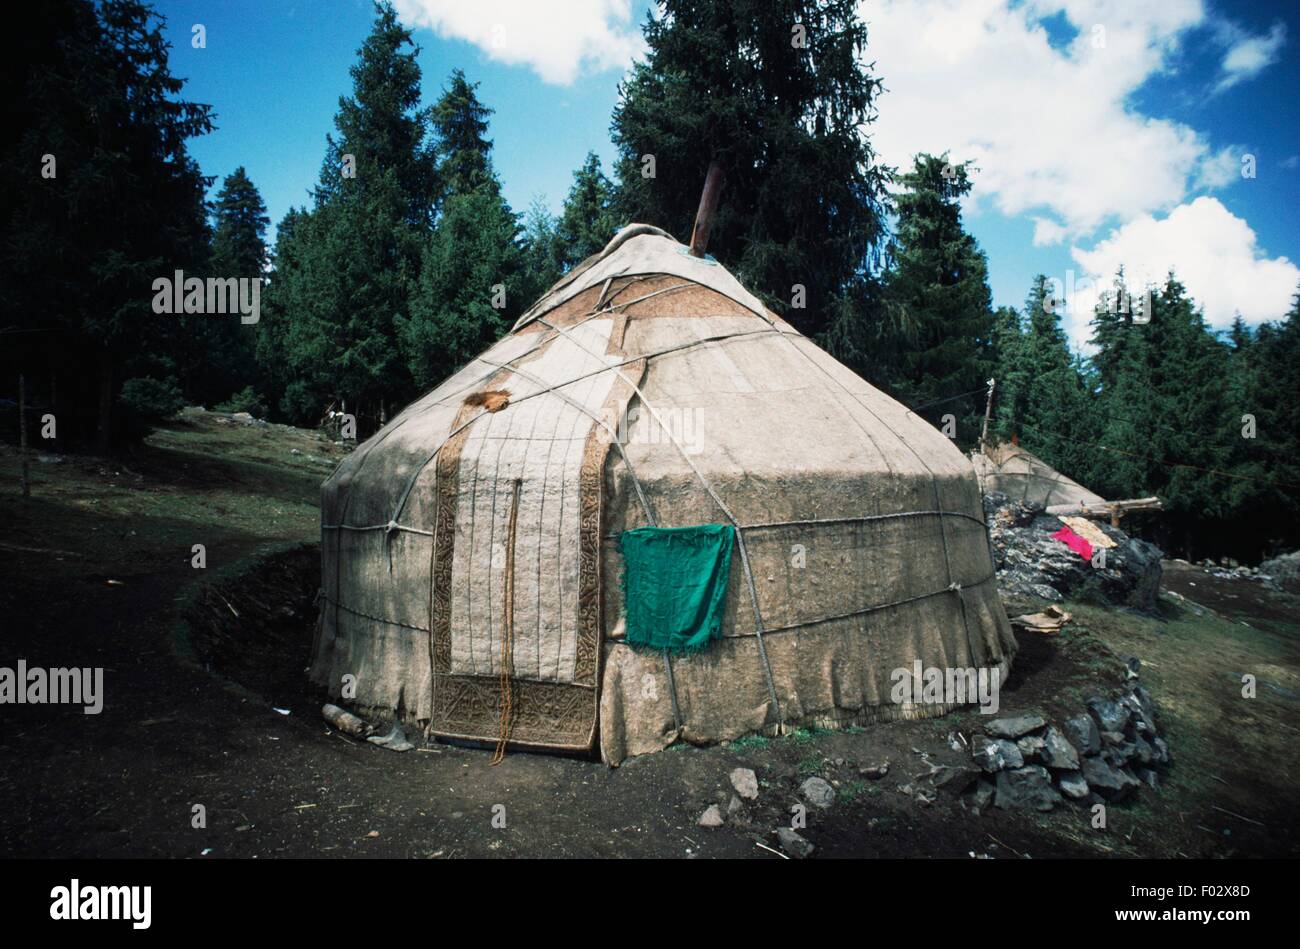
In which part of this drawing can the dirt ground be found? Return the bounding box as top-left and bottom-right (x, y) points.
(1, 413), (1297, 859)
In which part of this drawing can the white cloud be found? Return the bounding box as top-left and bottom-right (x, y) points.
(1032, 217), (1070, 247)
(1193, 145), (1246, 190)
(393, 0), (644, 85)
(1214, 20), (1287, 93)
(860, 0), (1245, 242)
(1061, 197), (1299, 346)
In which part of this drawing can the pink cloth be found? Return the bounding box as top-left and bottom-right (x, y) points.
(1051, 525), (1094, 562)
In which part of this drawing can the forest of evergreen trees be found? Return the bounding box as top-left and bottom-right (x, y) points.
(4, 0), (1297, 561)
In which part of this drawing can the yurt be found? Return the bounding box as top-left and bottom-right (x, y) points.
(311, 223), (1016, 764)
(971, 441), (1107, 510)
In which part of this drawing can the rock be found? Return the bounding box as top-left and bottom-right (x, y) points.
(985, 494), (1163, 610)
(1057, 770), (1090, 799)
(931, 765), (981, 795)
(1119, 694), (1154, 736)
(1040, 725), (1080, 770)
(366, 720), (414, 752)
(995, 765), (1063, 812)
(1151, 736), (1172, 764)
(698, 805), (724, 828)
(1103, 740), (1138, 767)
(985, 715), (1047, 739)
(1016, 735), (1046, 761)
(727, 795), (745, 817)
(966, 779), (996, 814)
(1136, 768), (1161, 791)
(800, 776), (836, 809)
(859, 761), (890, 779)
(971, 735), (1024, 773)
(730, 767), (759, 800)
(1260, 550), (1300, 594)
(1087, 697), (1131, 734)
(774, 828), (814, 859)
(1100, 729), (1127, 747)
(1064, 714), (1101, 755)
(1129, 685), (1157, 725)
(1080, 756), (1141, 801)
(1132, 735), (1154, 765)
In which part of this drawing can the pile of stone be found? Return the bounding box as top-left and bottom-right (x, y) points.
(1256, 551), (1299, 592)
(949, 681), (1171, 814)
(985, 491), (1163, 611)
(1188, 556), (1270, 583)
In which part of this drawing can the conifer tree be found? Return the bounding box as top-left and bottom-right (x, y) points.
(610, 0), (890, 349)
(555, 152), (620, 268)
(989, 304), (1027, 443)
(880, 155), (996, 444)
(400, 70), (524, 389)
(1014, 276), (1095, 479)
(518, 199), (565, 303)
(2, 0), (213, 451)
(266, 1), (436, 430)
(187, 166), (269, 406)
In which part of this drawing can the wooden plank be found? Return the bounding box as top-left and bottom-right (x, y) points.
(688, 161), (724, 258)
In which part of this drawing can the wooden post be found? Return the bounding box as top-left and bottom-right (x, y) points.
(19, 373), (30, 498)
(980, 378), (996, 447)
(1045, 497), (1161, 519)
(688, 161), (724, 258)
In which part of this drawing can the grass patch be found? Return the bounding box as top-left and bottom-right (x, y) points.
(797, 752), (823, 777)
(0, 410), (346, 577)
(788, 726), (831, 745)
(840, 779), (868, 803)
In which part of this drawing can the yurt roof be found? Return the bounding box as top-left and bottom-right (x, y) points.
(970, 441), (1106, 509)
(513, 223), (771, 330)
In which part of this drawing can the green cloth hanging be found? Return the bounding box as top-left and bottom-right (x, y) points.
(620, 524), (735, 654)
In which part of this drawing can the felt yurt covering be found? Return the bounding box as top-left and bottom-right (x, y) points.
(971, 442), (1107, 510)
(311, 224), (1016, 764)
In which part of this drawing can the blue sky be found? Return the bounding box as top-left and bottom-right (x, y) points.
(160, 0), (1299, 349)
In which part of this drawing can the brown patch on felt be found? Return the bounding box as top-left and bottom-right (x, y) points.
(464, 389), (511, 413)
